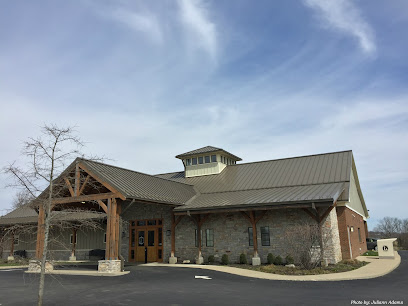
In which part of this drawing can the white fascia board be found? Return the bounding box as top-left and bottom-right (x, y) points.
(337, 202), (367, 221)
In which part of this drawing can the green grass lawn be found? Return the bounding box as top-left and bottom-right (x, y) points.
(362, 250), (378, 256)
(0, 261), (29, 267)
(231, 259), (368, 275)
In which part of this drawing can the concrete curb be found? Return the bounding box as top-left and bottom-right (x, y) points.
(143, 251), (401, 282)
(25, 270), (130, 277)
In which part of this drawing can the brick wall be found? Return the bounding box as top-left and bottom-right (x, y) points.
(336, 206), (367, 259)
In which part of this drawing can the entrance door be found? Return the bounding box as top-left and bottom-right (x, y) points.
(129, 219), (163, 263)
(135, 228), (157, 262)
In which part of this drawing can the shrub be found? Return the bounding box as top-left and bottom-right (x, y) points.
(221, 254), (229, 265)
(274, 255), (283, 265)
(267, 253), (275, 264)
(285, 255), (294, 265)
(208, 255), (215, 264)
(239, 253), (247, 264)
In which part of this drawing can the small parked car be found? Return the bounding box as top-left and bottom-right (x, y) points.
(366, 238), (378, 251)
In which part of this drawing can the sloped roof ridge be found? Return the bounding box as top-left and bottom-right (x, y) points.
(79, 158), (194, 187)
(154, 170), (184, 176)
(226, 150), (353, 168)
(198, 181), (347, 195)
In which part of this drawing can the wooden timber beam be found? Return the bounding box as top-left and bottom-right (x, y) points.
(78, 175), (90, 195)
(105, 198), (112, 260)
(96, 200), (108, 214)
(240, 210), (266, 258)
(78, 163), (126, 200)
(319, 203), (337, 224)
(302, 208), (320, 223)
(174, 202), (333, 215)
(52, 192), (120, 204)
(75, 163), (80, 196)
(64, 178), (75, 197)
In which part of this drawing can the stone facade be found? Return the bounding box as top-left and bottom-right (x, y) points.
(174, 208), (343, 265)
(28, 260), (54, 272)
(120, 201), (173, 262)
(98, 260), (121, 273)
(321, 207), (342, 264)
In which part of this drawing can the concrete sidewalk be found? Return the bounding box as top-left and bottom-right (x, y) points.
(143, 251), (401, 281)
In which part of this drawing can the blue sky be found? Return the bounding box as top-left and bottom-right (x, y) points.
(1, 0), (407, 229)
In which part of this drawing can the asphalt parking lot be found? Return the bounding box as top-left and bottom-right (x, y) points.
(0, 251), (407, 306)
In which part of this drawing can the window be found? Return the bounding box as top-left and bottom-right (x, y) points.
(358, 228), (362, 242)
(158, 228), (163, 246)
(192, 157), (197, 165)
(211, 155), (217, 162)
(261, 226), (270, 246)
(137, 220), (146, 226)
(13, 235), (19, 246)
(248, 227), (253, 246)
(205, 155), (210, 163)
(185, 159), (191, 166)
(70, 233), (77, 245)
(104, 233), (107, 244)
(198, 156), (204, 164)
(147, 220), (156, 226)
(206, 229), (214, 247)
(195, 229), (203, 247)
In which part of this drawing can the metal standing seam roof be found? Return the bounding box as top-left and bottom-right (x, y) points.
(175, 183), (346, 211)
(0, 205), (106, 225)
(80, 159), (196, 205)
(0, 205), (39, 225)
(155, 150), (354, 211)
(175, 146), (242, 161)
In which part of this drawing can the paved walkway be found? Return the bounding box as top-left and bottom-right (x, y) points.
(3, 252), (401, 280)
(143, 251), (401, 281)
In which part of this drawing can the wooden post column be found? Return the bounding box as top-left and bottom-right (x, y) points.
(10, 233), (15, 257)
(35, 204), (45, 259)
(105, 198), (119, 260)
(71, 228), (77, 259)
(193, 214), (210, 264)
(241, 210), (266, 260)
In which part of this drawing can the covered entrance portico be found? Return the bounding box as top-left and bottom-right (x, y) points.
(32, 159), (126, 273)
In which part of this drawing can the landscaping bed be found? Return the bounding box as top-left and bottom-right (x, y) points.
(231, 259), (368, 275)
(0, 258), (29, 267)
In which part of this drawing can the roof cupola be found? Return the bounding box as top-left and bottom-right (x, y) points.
(176, 146), (241, 178)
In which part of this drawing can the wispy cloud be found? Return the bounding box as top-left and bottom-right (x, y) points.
(178, 0), (217, 59)
(103, 7), (163, 44)
(303, 0), (376, 55)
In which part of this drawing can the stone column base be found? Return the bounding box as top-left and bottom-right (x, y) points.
(196, 256), (204, 265)
(7, 256), (15, 261)
(252, 256), (261, 266)
(98, 260), (121, 273)
(28, 260), (54, 272)
(69, 256), (77, 261)
(169, 256), (178, 264)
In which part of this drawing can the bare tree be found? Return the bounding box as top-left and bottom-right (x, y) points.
(285, 222), (331, 269)
(374, 217), (408, 249)
(12, 190), (36, 210)
(3, 124), (97, 306)
(374, 217), (402, 238)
